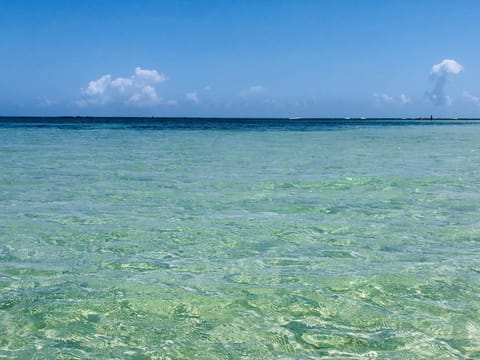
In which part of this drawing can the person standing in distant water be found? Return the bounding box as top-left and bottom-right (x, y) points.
(430, 115), (433, 120)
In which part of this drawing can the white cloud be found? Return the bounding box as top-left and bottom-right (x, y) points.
(373, 93), (413, 105)
(464, 91), (480, 106)
(129, 85), (157, 104)
(240, 85), (266, 97)
(84, 75), (112, 98)
(80, 67), (168, 106)
(400, 94), (411, 104)
(133, 67), (167, 83)
(110, 77), (134, 92)
(427, 59), (463, 106)
(431, 59), (463, 75)
(37, 98), (57, 107)
(186, 91), (200, 104)
(373, 93), (394, 103)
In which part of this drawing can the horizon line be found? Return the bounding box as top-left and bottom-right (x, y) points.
(1, 116), (480, 121)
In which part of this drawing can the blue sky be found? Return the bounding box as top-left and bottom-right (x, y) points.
(1, 0), (480, 117)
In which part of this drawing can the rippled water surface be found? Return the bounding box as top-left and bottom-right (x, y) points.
(1, 119), (480, 359)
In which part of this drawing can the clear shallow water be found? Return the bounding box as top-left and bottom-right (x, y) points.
(1, 119), (480, 359)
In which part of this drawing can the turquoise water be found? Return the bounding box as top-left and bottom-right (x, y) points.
(1, 119), (480, 359)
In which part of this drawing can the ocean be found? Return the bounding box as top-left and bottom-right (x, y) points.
(1, 118), (479, 359)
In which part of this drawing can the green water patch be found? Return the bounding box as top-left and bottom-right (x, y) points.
(2, 124), (480, 358)
(2, 267), (59, 277)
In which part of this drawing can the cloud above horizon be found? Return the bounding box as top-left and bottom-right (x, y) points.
(373, 93), (411, 105)
(79, 67), (168, 106)
(400, 94), (411, 104)
(426, 59), (463, 106)
(373, 93), (393, 104)
(464, 91), (480, 106)
(185, 92), (200, 104)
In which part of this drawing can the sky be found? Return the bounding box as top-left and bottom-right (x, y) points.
(1, 0), (480, 118)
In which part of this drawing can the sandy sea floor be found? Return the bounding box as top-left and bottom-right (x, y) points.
(1, 119), (480, 359)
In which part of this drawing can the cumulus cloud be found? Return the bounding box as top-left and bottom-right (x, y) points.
(133, 67), (167, 83)
(426, 59), (463, 106)
(186, 92), (200, 104)
(373, 93), (393, 103)
(373, 93), (413, 105)
(80, 67), (168, 106)
(464, 91), (480, 106)
(400, 94), (411, 104)
(240, 85), (266, 97)
(431, 59), (463, 75)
